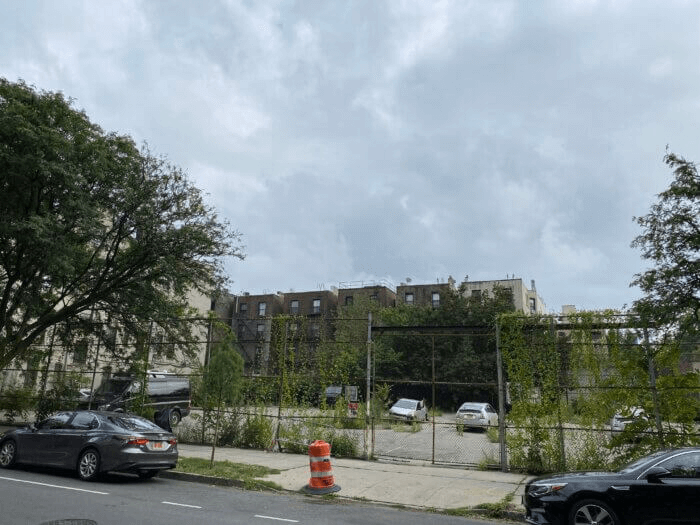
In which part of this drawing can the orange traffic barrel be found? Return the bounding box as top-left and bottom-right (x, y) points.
(304, 440), (341, 494)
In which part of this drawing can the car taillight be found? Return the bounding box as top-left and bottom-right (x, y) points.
(125, 437), (149, 446)
(168, 438), (177, 446)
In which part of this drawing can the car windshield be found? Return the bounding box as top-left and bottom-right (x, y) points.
(107, 415), (163, 432)
(94, 379), (131, 396)
(394, 399), (417, 409)
(459, 404), (483, 412)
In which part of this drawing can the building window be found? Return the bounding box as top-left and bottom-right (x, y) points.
(431, 292), (440, 308)
(529, 297), (536, 314)
(258, 302), (267, 316)
(310, 322), (320, 339)
(345, 295), (353, 306)
(239, 303), (248, 315)
(405, 292), (414, 305)
(290, 299), (300, 314)
(72, 339), (89, 365)
(369, 294), (378, 302)
(311, 299), (321, 314)
(257, 323), (266, 339)
(471, 290), (481, 298)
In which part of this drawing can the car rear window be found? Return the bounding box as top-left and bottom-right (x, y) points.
(107, 415), (163, 432)
(459, 404), (484, 412)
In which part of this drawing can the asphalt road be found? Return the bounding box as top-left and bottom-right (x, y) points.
(0, 466), (515, 525)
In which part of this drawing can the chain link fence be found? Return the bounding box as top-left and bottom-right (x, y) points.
(2, 314), (699, 473)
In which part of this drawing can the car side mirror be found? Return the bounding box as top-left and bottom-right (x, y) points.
(646, 466), (671, 483)
(28, 423), (37, 432)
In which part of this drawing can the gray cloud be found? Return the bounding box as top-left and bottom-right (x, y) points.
(1, 0), (698, 311)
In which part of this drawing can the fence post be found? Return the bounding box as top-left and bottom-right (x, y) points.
(274, 321), (288, 448)
(552, 317), (566, 471)
(365, 312), (372, 459)
(431, 335), (436, 465)
(38, 326), (57, 402)
(87, 323), (102, 410)
(644, 327), (664, 447)
(496, 317), (508, 472)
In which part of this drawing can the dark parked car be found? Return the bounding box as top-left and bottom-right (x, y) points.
(322, 385), (359, 406)
(0, 410), (178, 481)
(523, 447), (700, 525)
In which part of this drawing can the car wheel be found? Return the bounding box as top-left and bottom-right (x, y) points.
(169, 409), (182, 427)
(0, 439), (17, 468)
(78, 448), (100, 481)
(569, 499), (619, 525)
(138, 470), (159, 479)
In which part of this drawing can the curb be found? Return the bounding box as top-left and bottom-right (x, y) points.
(160, 470), (526, 522)
(159, 470), (248, 489)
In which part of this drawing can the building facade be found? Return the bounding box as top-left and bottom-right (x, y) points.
(337, 281), (396, 308)
(460, 278), (547, 315)
(222, 276), (548, 372)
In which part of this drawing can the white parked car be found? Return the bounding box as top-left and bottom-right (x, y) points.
(455, 402), (498, 431)
(389, 398), (428, 422)
(611, 406), (647, 432)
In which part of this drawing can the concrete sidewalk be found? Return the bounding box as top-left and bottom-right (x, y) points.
(175, 443), (531, 516)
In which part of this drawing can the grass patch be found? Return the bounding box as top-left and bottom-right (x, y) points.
(175, 456), (282, 490)
(477, 451), (500, 471)
(391, 421), (421, 433)
(444, 493), (517, 519)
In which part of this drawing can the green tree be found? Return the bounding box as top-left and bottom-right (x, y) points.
(376, 284), (515, 407)
(631, 150), (700, 333)
(200, 331), (244, 465)
(0, 79), (243, 369)
(321, 295), (382, 391)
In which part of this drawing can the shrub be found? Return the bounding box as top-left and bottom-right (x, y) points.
(0, 385), (34, 424)
(326, 431), (358, 458)
(35, 372), (84, 421)
(485, 427), (499, 443)
(278, 419), (310, 454)
(237, 409), (274, 449)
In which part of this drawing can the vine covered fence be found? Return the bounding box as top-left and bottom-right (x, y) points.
(1, 313), (698, 473)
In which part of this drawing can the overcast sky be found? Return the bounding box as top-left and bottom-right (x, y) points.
(2, 1), (698, 313)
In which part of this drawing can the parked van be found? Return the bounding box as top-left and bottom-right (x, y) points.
(89, 371), (191, 427)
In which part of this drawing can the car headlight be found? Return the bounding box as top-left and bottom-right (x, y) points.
(528, 483), (568, 497)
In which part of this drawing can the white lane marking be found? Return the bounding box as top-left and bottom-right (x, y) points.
(0, 475), (109, 495)
(162, 501), (202, 509)
(254, 515), (299, 523)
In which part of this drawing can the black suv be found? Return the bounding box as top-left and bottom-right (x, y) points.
(89, 372), (191, 427)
